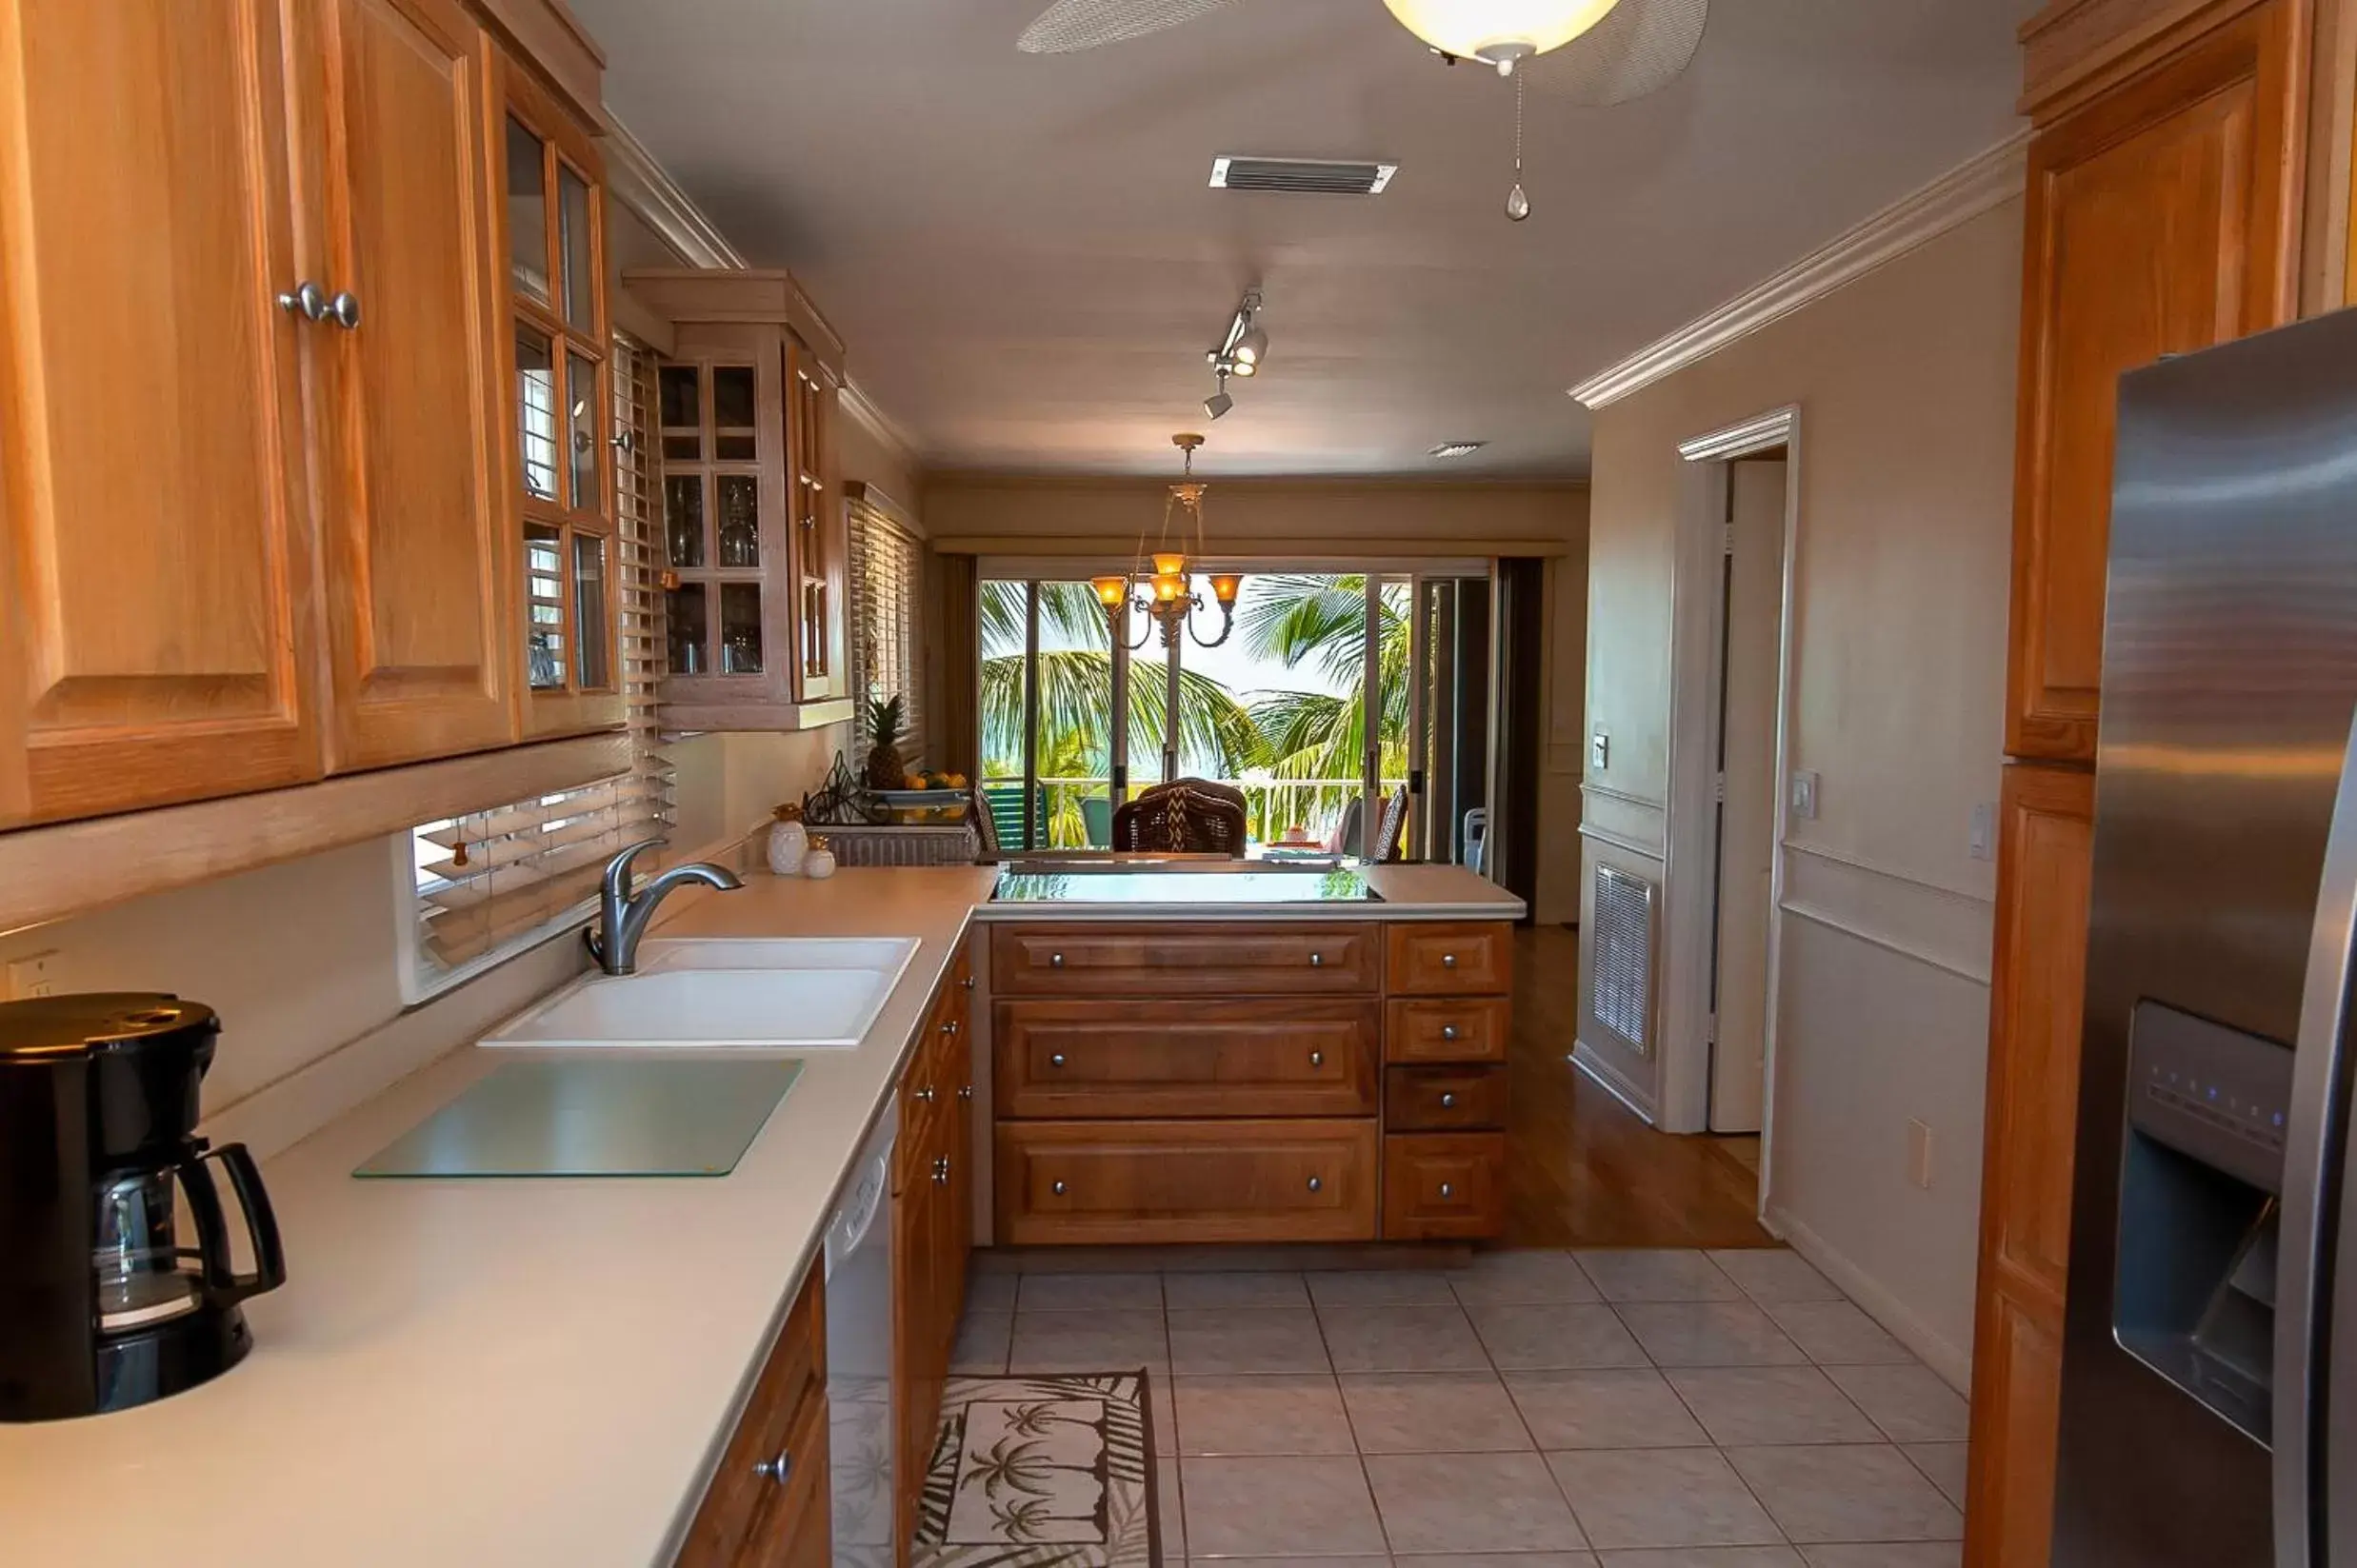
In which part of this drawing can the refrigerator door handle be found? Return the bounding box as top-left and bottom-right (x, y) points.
(2278, 707), (2357, 1568)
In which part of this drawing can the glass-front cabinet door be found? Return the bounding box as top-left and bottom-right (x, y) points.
(498, 58), (618, 737)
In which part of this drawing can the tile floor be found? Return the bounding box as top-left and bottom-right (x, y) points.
(951, 1247), (1967, 1568)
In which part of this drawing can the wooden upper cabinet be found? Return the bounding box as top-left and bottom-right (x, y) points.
(496, 56), (621, 741)
(787, 341), (845, 704)
(2006, 0), (2307, 761)
(0, 0), (323, 827)
(1965, 762), (2095, 1568)
(304, 0), (518, 771)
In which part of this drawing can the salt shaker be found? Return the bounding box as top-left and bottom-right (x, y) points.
(802, 833), (837, 880)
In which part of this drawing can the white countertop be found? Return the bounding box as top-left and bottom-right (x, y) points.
(0, 862), (1518, 1566)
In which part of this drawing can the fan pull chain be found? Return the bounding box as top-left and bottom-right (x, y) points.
(1505, 71), (1530, 222)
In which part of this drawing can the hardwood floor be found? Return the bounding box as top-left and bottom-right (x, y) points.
(1503, 924), (1773, 1249)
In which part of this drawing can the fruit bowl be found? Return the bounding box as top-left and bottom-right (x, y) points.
(874, 787), (969, 824)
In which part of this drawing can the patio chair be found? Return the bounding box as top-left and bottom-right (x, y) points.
(1112, 782), (1248, 856)
(982, 781), (1045, 852)
(1080, 795), (1114, 848)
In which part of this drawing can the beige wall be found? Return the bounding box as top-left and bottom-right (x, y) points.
(1579, 196), (2023, 1378)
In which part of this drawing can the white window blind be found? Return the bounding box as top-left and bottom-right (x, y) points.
(401, 334), (675, 999)
(849, 489), (925, 763)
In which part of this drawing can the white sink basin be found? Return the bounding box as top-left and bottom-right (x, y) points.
(480, 938), (919, 1050)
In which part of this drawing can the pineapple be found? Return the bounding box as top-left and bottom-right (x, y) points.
(864, 694), (907, 791)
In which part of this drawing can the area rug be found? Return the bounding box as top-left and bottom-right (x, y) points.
(912, 1370), (1160, 1567)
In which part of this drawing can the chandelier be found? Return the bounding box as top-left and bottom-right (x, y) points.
(1092, 434), (1240, 650)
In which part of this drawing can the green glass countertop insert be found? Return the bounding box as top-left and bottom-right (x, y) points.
(992, 868), (1379, 904)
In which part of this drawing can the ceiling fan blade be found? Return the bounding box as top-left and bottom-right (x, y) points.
(1017, 0), (1245, 53)
(1543, 0), (1709, 106)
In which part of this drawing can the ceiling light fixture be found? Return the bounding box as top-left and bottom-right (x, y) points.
(1203, 287), (1267, 415)
(1429, 441), (1489, 459)
(1383, 0), (1624, 74)
(1093, 435), (1241, 651)
(1204, 367), (1234, 421)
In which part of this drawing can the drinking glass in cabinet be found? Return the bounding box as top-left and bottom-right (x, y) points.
(659, 366), (701, 462)
(525, 526), (566, 690)
(571, 533), (609, 690)
(506, 118), (550, 304)
(717, 474), (759, 567)
(567, 350), (600, 510)
(666, 475), (705, 569)
(515, 326), (558, 503)
(721, 584), (764, 675)
(712, 367), (756, 461)
(558, 165), (595, 330)
(668, 583), (709, 677)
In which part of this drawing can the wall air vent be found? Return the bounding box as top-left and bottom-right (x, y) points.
(1209, 156), (1398, 196)
(1591, 863), (1658, 1058)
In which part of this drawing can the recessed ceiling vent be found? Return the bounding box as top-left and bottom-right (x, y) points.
(1209, 156), (1398, 196)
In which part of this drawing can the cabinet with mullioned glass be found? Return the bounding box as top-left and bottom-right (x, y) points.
(624, 269), (851, 731)
(496, 53), (621, 739)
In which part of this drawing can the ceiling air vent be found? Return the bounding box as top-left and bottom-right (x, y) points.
(1209, 156), (1398, 196)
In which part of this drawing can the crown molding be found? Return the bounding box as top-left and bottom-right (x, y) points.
(840, 379), (927, 476)
(1568, 130), (2032, 411)
(602, 112), (746, 269)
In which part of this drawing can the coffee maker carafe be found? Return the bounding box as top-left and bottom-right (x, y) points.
(0, 994), (286, 1421)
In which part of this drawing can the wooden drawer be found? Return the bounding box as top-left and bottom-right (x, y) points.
(676, 1269), (827, 1567)
(992, 923), (1380, 997)
(996, 1119), (1380, 1245)
(1383, 1132), (1507, 1241)
(1387, 997), (1511, 1064)
(1386, 1065), (1508, 1131)
(996, 998), (1379, 1120)
(1386, 923), (1514, 995)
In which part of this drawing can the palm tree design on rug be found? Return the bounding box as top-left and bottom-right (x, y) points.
(978, 575), (1412, 848)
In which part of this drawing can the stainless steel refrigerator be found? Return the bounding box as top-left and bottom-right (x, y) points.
(2052, 305), (2357, 1566)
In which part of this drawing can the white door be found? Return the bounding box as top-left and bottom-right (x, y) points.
(1710, 459), (1787, 1132)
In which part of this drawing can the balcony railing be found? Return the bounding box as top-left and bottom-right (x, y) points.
(980, 775), (1408, 851)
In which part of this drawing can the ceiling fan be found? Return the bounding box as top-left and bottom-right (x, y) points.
(1016, 0), (1710, 109)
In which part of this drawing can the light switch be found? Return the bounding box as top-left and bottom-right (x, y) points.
(1969, 802), (1997, 862)
(5, 951), (59, 1001)
(1788, 770), (1820, 822)
(1590, 727), (1610, 771)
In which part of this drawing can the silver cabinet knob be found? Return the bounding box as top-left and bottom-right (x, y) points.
(933, 1157), (950, 1184)
(1440, 1092), (1458, 1109)
(1307, 1176), (1323, 1193)
(1441, 1024), (1460, 1042)
(1442, 953), (1459, 969)
(1439, 1181), (1455, 1200)
(1051, 1180), (1068, 1196)
(752, 1451), (792, 1483)
(942, 1018), (957, 1035)
(962, 975), (975, 990)
(1049, 952), (1065, 967)
(959, 1083), (974, 1102)
(1049, 1052), (1067, 1068)
(915, 1086), (936, 1103)
(1309, 1050), (1325, 1068)
(1308, 952), (1324, 967)
(276, 281), (329, 321)
(326, 289), (362, 329)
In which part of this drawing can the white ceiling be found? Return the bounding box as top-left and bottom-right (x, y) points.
(576, 0), (2028, 479)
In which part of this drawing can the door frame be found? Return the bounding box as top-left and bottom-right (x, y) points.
(1662, 407), (1803, 1225)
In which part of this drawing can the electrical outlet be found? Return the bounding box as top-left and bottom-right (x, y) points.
(1969, 802), (1997, 862)
(1590, 727), (1610, 771)
(5, 950), (60, 1001)
(1907, 1119), (1935, 1190)
(1788, 770), (1820, 822)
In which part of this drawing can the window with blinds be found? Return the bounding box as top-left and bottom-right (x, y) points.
(848, 488), (925, 762)
(399, 335), (675, 1000)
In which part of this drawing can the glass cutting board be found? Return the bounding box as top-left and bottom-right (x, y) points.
(354, 1059), (801, 1179)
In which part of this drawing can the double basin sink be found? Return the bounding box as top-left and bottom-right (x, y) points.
(481, 938), (919, 1052)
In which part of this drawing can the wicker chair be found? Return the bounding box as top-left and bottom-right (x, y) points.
(1111, 781), (1248, 856)
(1139, 776), (1248, 814)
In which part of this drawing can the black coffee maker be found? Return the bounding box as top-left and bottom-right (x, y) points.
(0, 993), (286, 1421)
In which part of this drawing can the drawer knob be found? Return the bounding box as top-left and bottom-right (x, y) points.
(959, 1084), (974, 1102)
(752, 1450), (792, 1483)
(1308, 952), (1324, 968)
(1442, 1024), (1460, 1042)
(934, 1157), (951, 1184)
(916, 1086), (936, 1103)
(1049, 952), (1066, 968)
(1309, 1050), (1325, 1068)
(1439, 1181), (1456, 1200)
(1440, 1092), (1458, 1109)
(1307, 1176), (1323, 1193)
(1049, 1052), (1067, 1068)
(1442, 953), (1459, 968)
(962, 975), (975, 990)
(1051, 1180), (1068, 1196)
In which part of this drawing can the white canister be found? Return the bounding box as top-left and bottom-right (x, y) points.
(803, 836), (837, 880)
(767, 807), (809, 876)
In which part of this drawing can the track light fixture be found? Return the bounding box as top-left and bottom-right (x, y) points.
(1204, 288), (1267, 415)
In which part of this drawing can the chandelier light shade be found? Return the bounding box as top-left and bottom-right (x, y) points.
(1091, 575), (1129, 607)
(1382, 0), (1623, 68)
